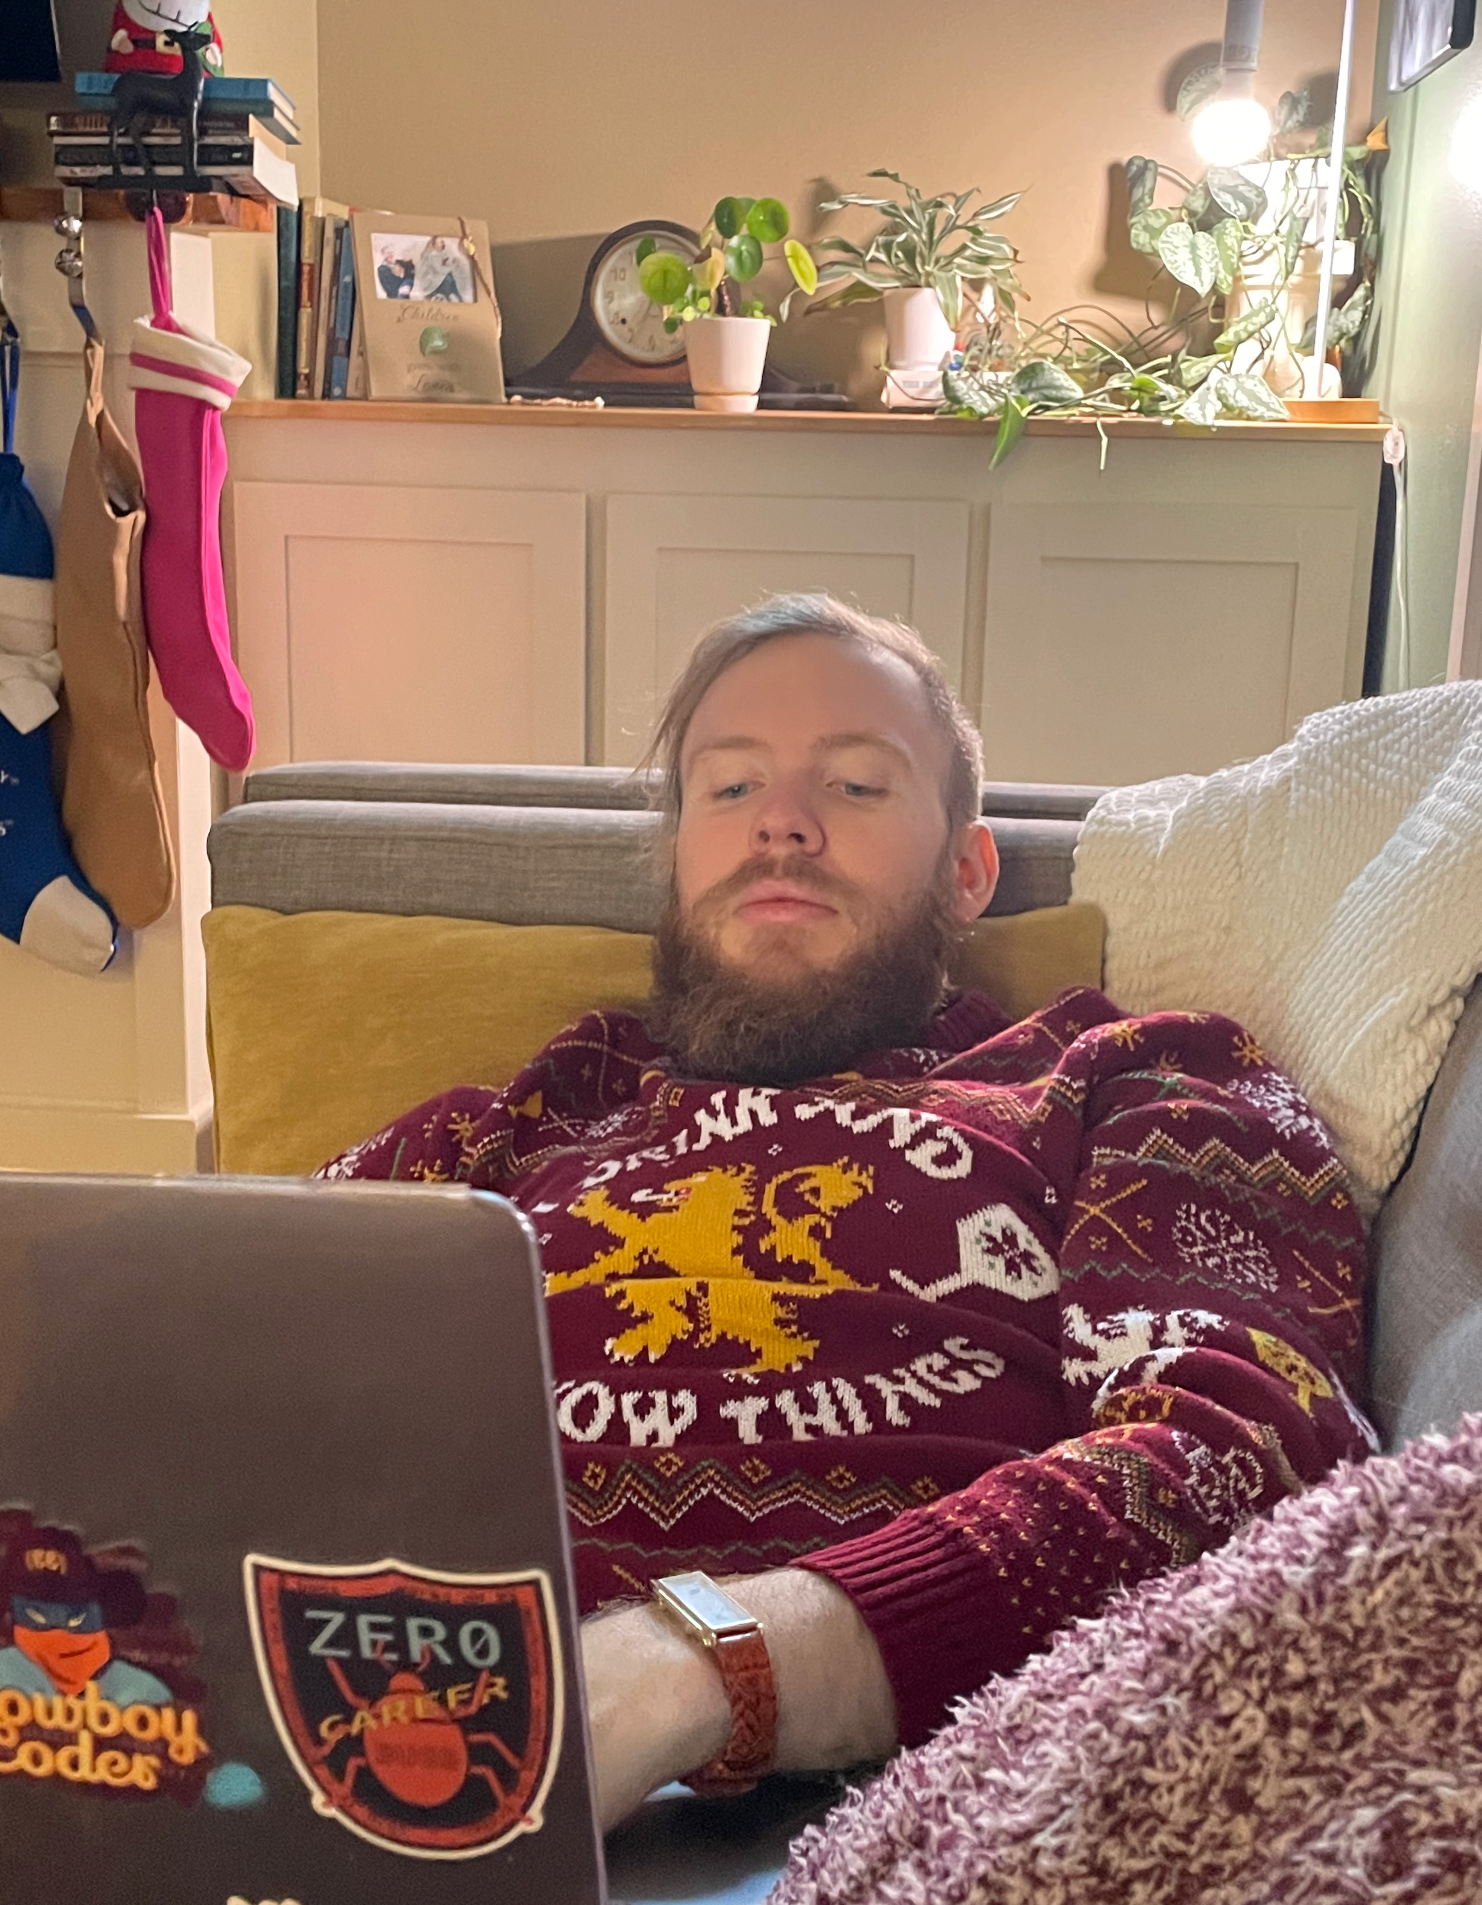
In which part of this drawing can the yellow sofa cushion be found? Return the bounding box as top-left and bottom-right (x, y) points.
(204, 902), (1105, 1178)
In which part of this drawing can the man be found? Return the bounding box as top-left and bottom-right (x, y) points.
(322, 594), (1372, 1827)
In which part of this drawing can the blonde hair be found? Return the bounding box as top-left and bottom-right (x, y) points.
(642, 593), (984, 836)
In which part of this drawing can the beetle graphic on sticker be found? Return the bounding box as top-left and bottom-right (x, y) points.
(243, 1555), (562, 1859)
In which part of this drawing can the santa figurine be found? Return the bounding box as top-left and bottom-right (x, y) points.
(104, 0), (224, 76)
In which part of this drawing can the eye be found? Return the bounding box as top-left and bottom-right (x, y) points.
(67, 1613), (86, 1629)
(837, 780), (885, 799)
(710, 781), (752, 802)
(25, 1607), (46, 1626)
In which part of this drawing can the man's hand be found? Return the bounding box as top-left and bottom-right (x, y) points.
(580, 1569), (897, 1832)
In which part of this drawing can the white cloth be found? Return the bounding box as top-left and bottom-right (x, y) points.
(0, 573), (61, 733)
(1071, 684), (1482, 1212)
(128, 317), (250, 412)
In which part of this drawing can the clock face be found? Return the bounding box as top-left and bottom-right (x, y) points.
(590, 231), (689, 366)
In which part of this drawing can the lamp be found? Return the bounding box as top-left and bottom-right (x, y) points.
(1192, 0), (1272, 165)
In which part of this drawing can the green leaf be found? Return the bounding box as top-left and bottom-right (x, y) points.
(1129, 206), (1177, 255)
(1178, 351), (1222, 388)
(941, 363), (1009, 417)
(783, 238), (818, 295)
(973, 191), (1023, 221)
(634, 235), (656, 265)
(1276, 88), (1310, 132)
(713, 196), (755, 239)
(1215, 296), (1279, 351)
(1124, 156), (1157, 217)
(1010, 358), (1083, 406)
(637, 250), (692, 307)
(746, 196), (790, 243)
(1178, 373), (1226, 425)
(1158, 222), (1219, 295)
(1182, 180), (1213, 227)
(990, 395), (1032, 468)
(1299, 280), (1372, 353)
(933, 271), (962, 329)
(1218, 372), (1289, 420)
(1279, 207), (1308, 281)
(1212, 217), (1243, 296)
(1207, 168), (1267, 223)
(692, 248), (726, 293)
(724, 232), (764, 283)
(1176, 62), (1222, 121)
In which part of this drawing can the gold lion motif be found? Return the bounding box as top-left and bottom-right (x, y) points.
(546, 1161), (874, 1372)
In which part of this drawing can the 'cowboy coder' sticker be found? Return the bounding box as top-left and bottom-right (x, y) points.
(243, 1555), (563, 1859)
(0, 1509), (210, 1800)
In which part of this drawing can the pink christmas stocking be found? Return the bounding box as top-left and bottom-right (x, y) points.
(129, 210), (255, 772)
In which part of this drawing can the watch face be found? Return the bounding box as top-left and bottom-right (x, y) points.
(654, 1572), (756, 1637)
(590, 231), (688, 366)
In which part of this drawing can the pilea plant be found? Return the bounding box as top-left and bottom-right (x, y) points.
(637, 196), (818, 327)
(944, 100), (1378, 465)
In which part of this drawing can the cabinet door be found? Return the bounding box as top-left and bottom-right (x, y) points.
(602, 493), (970, 765)
(981, 501), (1362, 785)
(230, 483), (587, 768)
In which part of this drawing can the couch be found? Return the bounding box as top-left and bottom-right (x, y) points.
(204, 762), (1482, 1904)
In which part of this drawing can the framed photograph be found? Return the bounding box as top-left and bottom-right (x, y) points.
(350, 211), (505, 403)
(1390, 0), (1476, 90)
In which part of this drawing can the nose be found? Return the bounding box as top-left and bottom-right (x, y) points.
(749, 781), (824, 856)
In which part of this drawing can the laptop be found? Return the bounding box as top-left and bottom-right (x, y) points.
(0, 1174), (607, 1905)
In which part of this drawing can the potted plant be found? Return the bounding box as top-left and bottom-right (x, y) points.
(636, 197), (818, 413)
(811, 170), (1024, 406)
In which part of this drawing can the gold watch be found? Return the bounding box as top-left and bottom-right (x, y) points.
(652, 1571), (778, 1795)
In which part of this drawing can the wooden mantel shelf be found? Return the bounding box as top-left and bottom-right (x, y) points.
(0, 186), (273, 232)
(228, 398), (1390, 442)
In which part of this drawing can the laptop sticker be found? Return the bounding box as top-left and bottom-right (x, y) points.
(0, 1508), (211, 1801)
(243, 1555), (563, 1860)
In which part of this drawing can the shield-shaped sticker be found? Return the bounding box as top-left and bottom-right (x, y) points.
(243, 1555), (563, 1859)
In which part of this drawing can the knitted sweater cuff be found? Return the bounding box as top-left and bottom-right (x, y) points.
(798, 1510), (1023, 1749)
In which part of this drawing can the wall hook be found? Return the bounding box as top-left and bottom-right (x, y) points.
(53, 187), (104, 348)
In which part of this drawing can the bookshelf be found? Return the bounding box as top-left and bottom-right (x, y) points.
(0, 185), (273, 232)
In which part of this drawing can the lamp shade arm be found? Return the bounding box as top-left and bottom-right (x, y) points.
(1221, 0), (1265, 72)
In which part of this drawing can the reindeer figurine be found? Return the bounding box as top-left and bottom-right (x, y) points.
(107, 23), (215, 185)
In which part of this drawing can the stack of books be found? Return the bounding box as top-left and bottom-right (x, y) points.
(279, 198), (364, 402)
(52, 74), (299, 206)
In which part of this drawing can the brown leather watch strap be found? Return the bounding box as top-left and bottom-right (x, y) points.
(683, 1626), (778, 1796)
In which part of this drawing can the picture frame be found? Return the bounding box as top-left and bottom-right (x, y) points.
(349, 211), (505, 403)
(1390, 0), (1477, 91)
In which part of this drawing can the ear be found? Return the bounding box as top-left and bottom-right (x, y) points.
(947, 819), (999, 924)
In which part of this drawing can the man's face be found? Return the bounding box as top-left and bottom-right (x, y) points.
(650, 634), (998, 1083)
(674, 633), (995, 977)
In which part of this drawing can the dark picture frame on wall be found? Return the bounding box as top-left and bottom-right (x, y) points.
(1390, 0), (1477, 90)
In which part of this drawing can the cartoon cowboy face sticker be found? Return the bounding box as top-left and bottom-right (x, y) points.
(0, 1529), (170, 1704)
(0, 1514), (211, 1800)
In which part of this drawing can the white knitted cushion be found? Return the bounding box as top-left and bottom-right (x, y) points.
(1071, 684), (1482, 1211)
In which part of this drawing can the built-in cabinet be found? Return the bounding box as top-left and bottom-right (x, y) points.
(224, 404), (1385, 788)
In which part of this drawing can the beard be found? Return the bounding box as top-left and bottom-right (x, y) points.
(646, 852), (960, 1085)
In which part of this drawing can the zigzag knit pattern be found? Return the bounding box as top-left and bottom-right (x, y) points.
(1071, 683), (1482, 1211)
(772, 1415), (1482, 1905)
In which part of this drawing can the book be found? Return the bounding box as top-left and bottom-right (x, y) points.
(347, 292), (367, 401)
(53, 137), (298, 204)
(327, 221), (358, 399)
(75, 71), (298, 130)
(296, 196), (349, 398)
(312, 214), (346, 399)
(50, 107), (298, 147)
(276, 201), (300, 400)
(350, 211), (505, 404)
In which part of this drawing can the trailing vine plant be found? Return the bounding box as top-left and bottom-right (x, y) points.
(942, 91), (1379, 466)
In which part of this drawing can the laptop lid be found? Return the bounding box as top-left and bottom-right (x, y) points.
(0, 1175), (605, 1905)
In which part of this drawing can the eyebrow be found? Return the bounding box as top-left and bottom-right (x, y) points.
(687, 731), (913, 768)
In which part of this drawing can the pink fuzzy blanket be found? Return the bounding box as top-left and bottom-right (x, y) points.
(772, 1418), (1482, 1904)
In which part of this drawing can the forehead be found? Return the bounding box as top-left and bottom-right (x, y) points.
(682, 634), (942, 765)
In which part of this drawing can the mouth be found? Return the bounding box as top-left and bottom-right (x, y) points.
(733, 881), (839, 925)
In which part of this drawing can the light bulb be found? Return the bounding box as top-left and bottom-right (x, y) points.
(1192, 95), (1273, 166)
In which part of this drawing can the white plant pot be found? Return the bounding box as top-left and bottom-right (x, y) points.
(683, 315), (771, 414)
(881, 286), (957, 409)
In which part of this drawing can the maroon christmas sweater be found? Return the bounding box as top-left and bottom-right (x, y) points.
(320, 988), (1374, 1746)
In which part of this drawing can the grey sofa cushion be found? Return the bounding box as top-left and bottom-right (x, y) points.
(1368, 981), (1482, 1446)
(241, 762), (1106, 825)
(207, 801), (1081, 929)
